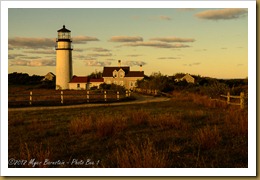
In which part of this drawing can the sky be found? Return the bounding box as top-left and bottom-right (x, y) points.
(8, 7), (248, 79)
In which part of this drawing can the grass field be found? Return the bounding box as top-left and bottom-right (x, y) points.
(8, 92), (248, 168)
(8, 85), (133, 107)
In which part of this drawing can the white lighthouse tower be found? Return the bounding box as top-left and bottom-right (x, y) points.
(55, 25), (73, 90)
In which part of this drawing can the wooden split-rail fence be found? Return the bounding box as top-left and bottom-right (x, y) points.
(212, 92), (245, 109)
(9, 90), (132, 106)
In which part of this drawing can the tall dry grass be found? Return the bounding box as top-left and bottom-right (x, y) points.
(95, 115), (127, 138)
(19, 142), (52, 168)
(149, 112), (189, 130)
(224, 109), (248, 135)
(194, 125), (222, 150)
(112, 138), (169, 168)
(69, 115), (93, 136)
(129, 109), (150, 126)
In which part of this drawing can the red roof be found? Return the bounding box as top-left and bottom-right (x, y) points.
(125, 71), (144, 77)
(69, 76), (104, 83)
(90, 78), (104, 82)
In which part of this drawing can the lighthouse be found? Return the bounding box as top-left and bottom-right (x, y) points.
(55, 25), (73, 90)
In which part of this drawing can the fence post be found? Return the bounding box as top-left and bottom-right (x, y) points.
(240, 92), (244, 109)
(104, 91), (107, 102)
(87, 91), (89, 102)
(29, 91), (32, 105)
(227, 92), (230, 104)
(117, 91), (119, 100)
(61, 91), (63, 104)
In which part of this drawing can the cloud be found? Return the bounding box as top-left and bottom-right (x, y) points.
(9, 37), (55, 49)
(9, 36), (99, 49)
(157, 57), (180, 60)
(122, 61), (146, 67)
(195, 49), (207, 52)
(109, 36), (143, 42)
(87, 53), (112, 57)
(106, 58), (116, 61)
(23, 50), (55, 54)
(85, 60), (111, 67)
(74, 53), (112, 60)
(73, 48), (85, 52)
(122, 41), (191, 49)
(8, 54), (26, 60)
(74, 55), (98, 60)
(88, 47), (111, 52)
(177, 8), (196, 11)
(183, 62), (201, 66)
(9, 59), (55, 66)
(73, 36), (99, 44)
(127, 54), (142, 57)
(150, 37), (195, 43)
(195, 8), (248, 20)
(159, 15), (172, 21)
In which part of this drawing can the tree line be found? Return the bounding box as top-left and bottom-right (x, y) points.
(136, 72), (248, 98)
(8, 72), (248, 97)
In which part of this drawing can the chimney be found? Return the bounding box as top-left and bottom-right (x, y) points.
(140, 64), (143, 72)
(118, 60), (121, 67)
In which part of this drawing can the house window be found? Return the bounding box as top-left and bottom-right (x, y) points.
(77, 84), (80, 88)
(130, 82), (134, 87)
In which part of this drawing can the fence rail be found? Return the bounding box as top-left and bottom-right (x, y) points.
(212, 92), (245, 109)
(134, 88), (159, 96)
(8, 90), (131, 107)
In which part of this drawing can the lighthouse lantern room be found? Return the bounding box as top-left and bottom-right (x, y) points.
(55, 25), (73, 90)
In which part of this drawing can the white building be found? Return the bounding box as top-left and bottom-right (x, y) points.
(55, 25), (73, 90)
(175, 73), (195, 83)
(102, 61), (144, 90)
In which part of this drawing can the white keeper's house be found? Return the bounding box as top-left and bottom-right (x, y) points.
(69, 60), (144, 90)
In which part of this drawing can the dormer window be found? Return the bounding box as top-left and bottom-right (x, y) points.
(118, 69), (125, 78)
(113, 70), (118, 78)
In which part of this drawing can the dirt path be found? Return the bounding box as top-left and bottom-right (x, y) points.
(8, 94), (170, 112)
